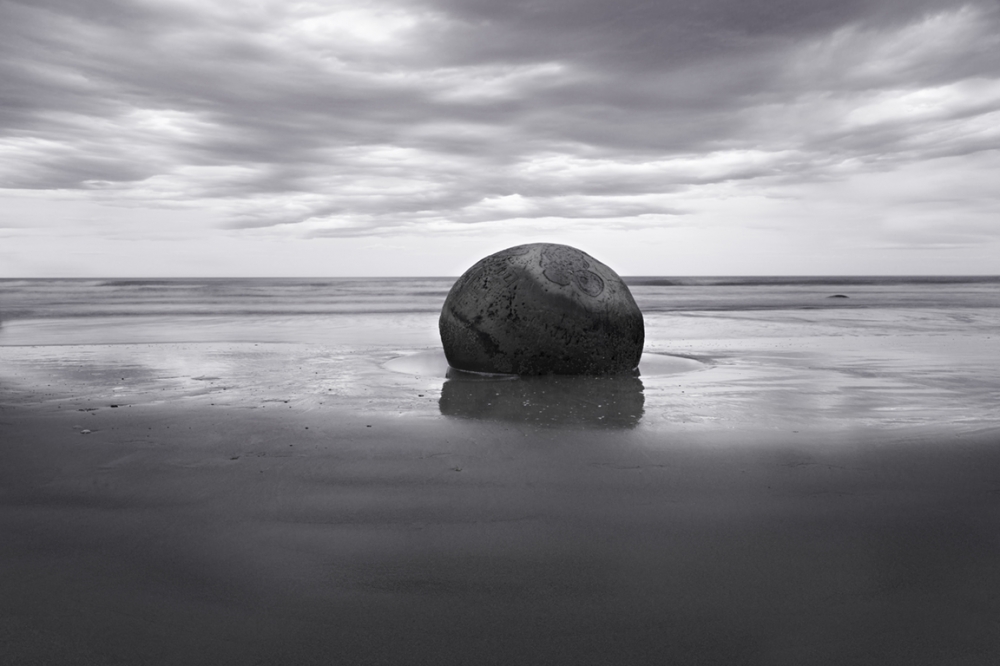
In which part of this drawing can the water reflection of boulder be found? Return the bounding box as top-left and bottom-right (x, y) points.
(439, 371), (644, 429)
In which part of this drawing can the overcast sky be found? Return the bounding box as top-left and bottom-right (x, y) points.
(1, 0), (999, 276)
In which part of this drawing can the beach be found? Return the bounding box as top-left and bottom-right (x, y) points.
(2, 278), (1000, 664)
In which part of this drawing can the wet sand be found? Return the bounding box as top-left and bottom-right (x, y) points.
(3, 339), (1000, 664)
(3, 289), (1000, 665)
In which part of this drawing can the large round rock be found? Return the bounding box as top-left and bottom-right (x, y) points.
(439, 243), (644, 375)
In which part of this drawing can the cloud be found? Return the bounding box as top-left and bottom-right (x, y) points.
(0, 0), (999, 245)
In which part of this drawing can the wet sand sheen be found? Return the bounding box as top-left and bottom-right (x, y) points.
(384, 350), (706, 429)
(3, 398), (1000, 665)
(383, 348), (707, 378)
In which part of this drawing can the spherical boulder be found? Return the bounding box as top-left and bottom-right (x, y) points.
(439, 243), (644, 375)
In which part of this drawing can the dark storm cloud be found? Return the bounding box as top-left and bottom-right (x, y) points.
(1, 0), (998, 236)
(424, 0), (961, 65)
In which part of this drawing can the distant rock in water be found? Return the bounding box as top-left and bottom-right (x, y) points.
(828, 294), (850, 298)
(439, 243), (644, 375)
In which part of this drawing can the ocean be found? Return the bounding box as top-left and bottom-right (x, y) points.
(2, 276), (998, 432)
(4, 275), (1000, 323)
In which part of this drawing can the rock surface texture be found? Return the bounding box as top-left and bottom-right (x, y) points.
(439, 243), (644, 375)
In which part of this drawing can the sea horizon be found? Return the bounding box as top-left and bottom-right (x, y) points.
(4, 273), (1000, 280)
